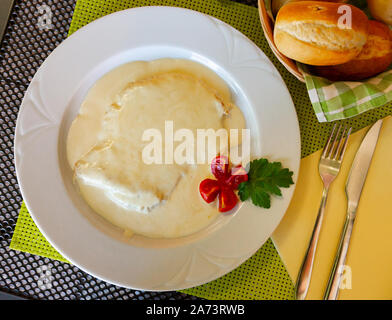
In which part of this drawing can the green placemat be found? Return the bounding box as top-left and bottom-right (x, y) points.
(10, 0), (392, 300)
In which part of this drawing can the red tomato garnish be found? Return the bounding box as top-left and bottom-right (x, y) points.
(218, 188), (238, 212)
(225, 165), (249, 189)
(199, 179), (220, 203)
(211, 155), (229, 181)
(199, 156), (248, 214)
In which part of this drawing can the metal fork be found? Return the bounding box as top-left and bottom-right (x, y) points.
(295, 124), (352, 300)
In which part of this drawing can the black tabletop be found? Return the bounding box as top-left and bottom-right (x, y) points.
(0, 0), (259, 300)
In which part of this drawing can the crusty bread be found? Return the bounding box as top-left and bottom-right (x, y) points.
(272, 0), (349, 17)
(312, 20), (392, 81)
(272, 0), (298, 16)
(274, 1), (369, 65)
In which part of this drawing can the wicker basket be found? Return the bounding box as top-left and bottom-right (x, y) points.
(257, 0), (305, 82)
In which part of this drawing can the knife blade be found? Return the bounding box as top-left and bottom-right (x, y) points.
(345, 119), (383, 215)
(324, 119), (383, 300)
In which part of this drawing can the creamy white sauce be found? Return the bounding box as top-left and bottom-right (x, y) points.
(67, 59), (245, 238)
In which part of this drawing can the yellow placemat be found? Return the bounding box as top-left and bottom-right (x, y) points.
(273, 116), (392, 300)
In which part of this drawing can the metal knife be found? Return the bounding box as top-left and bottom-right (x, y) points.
(324, 119), (383, 300)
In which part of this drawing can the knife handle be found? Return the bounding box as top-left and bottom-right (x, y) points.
(324, 210), (356, 300)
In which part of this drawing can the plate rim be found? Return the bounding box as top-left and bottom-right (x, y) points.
(14, 6), (301, 291)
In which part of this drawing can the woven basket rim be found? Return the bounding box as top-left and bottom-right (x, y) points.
(257, 0), (305, 82)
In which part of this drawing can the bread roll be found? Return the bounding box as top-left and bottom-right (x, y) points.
(274, 1), (369, 65)
(367, 0), (392, 26)
(311, 20), (392, 81)
(272, 0), (300, 16)
(272, 0), (349, 17)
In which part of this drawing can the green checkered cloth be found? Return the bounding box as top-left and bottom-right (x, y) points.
(300, 64), (392, 122)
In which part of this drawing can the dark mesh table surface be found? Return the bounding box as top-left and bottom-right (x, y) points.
(0, 0), (260, 300)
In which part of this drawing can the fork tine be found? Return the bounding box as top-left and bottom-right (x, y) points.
(333, 126), (347, 160)
(338, 127), (352, 161)
(322, 124), (337, 158)
(328, 124), (342, 159)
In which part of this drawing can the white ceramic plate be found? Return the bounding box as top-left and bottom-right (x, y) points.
(14, 6), (300, 291)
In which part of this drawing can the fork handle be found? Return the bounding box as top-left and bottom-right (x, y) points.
(295, 187), (329, 300)
(324, 210), (355, 300)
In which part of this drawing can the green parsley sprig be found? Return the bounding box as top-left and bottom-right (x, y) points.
(238, 159), (294, 209)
